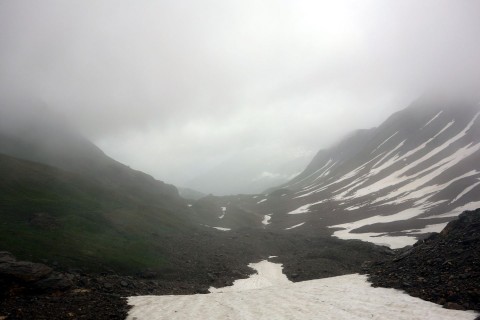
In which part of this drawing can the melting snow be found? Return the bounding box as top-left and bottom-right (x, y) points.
(127, 261), (476, 320)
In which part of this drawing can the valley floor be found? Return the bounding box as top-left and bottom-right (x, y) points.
(127, 260), (478, 320)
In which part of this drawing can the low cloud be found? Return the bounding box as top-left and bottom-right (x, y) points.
(1, 1), (479, 192)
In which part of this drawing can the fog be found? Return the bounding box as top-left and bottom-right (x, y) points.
(1, 1), (479, 194)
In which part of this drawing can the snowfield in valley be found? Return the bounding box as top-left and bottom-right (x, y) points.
(127, 261), (477, 320)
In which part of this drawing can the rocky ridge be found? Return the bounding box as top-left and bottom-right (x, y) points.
(365, 209), (480, 314)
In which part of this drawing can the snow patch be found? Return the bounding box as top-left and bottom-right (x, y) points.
(128, 273), (476, 320)
(219, 207), (226, 219)
(257, 199), (267, 204)
(262, 214), (272, 225)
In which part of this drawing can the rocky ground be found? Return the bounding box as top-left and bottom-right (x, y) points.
(2, 209), (479, 319)
(0, 230), (388, 320)
(365, 209), (480, 314)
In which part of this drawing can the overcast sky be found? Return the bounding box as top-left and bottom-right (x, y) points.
(1, 1), (480, 193)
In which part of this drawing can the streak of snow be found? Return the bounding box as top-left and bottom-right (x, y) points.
(404, 222), (449, 235)
(285, 222), (305, 230)
(311, 161), (338, 182)
(450, 181), (480, 204)
(287, 159), (332, 187)
(204, 224), (231, 231)
(425, 201), (480, 219)
(354, 113), (480, 199)
(400, 120), (455, 161)
(345, 205), (362, 211)
(294, 154), (383, 199)
(421, 110), (443, 129)
(371, 131), (398, 154)
(212, 227), (231, 231)
(257, 199), (267, 204)
(329, 203), (440, 248)
(376, 170), (480, 206)
(371, 140), (405, 169)
(334, 153), (385, 184)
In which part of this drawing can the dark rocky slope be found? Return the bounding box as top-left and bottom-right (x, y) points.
(366, 209), (480, 313)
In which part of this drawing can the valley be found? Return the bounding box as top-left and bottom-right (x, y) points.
(0, 99), (479, 319)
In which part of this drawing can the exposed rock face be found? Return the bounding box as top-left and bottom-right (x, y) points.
(365, 209), (480, 312)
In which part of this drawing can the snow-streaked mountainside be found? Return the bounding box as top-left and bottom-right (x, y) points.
(198, 99), (480, 248)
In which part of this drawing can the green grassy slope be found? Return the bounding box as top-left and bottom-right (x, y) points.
(0, 153), (193, 273)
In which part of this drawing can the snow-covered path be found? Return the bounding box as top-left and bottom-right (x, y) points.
(127, 261), (477, 320)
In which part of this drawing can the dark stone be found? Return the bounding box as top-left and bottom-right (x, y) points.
(445, 302), (464, 310)
(196, 287), (209, 294)
(35, 273), (73, 291)
(0, 260), (53, 282)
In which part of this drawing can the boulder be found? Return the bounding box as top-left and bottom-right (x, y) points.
(0, 256), (52, 282)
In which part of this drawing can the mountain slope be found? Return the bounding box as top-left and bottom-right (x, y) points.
(0, 153), (195, 272)
(0, 105), (180, 206)
(229, 98), (480, 248)
(0, 104), (201, 272)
